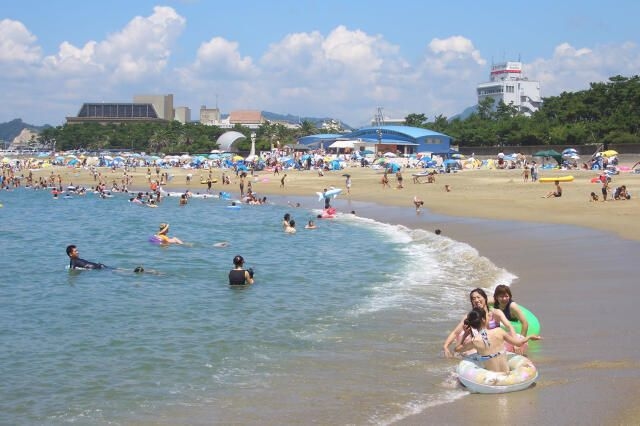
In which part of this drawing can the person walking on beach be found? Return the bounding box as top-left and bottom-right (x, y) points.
(228, 255), (254, 285)
(522, 166), (530, 183)
(280, 174), (287, 188)
(413, 196), (424, 213)
(531, 162), (538, 182)
(396, 171), (404, 189)
(600, 175), (609, 201)
(345, 174), (352, 194)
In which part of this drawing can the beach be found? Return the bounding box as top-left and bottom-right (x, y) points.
(16, 156), (640, 424)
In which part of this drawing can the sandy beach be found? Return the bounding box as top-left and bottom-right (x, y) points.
(23, 156), (640, 424)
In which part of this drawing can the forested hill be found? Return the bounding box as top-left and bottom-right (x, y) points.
(0, 119), (50, 142)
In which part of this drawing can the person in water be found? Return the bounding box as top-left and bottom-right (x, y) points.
(305, 220), (317, 229)
(66, 244), (107, 269)
(492, 285), (529, 336)
(228, 255), (254, 285)
(155, 223), (184, 245)
(442, 288), (517, 357)
(454, 308), (542, 373)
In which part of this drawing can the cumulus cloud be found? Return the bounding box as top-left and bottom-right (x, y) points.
(191, 37), (256, 77)
(42, 6), (185, 82)
(2, 6), (640, 128)
(0, 19), (42, 65)
(526, 42), (640, 97)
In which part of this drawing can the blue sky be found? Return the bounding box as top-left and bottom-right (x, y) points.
(2, 0), (639, 127)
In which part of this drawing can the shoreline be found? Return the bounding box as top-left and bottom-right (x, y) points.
(24, 154), (640, 241)
(18, 160), (640, 423)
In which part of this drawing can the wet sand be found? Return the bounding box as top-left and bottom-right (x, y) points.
(27, 156), (640, 423)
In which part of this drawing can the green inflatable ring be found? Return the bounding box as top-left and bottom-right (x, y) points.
(504, 304), (540, 336)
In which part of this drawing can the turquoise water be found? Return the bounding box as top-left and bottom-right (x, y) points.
(0, 187), (514, 424)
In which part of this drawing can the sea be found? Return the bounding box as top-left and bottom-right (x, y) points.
(0, 186), (516, 425)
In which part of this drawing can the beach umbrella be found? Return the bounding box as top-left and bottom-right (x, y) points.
(362, 149), (374, 155)
(207, 153), (220, 159)
(383, 152), (397, 157)
(601, 150), (618, 157)
(450, 153), (465, 159)
(232, 155), (244, 162)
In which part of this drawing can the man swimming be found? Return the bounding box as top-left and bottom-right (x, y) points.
(66, 245), (107, 270)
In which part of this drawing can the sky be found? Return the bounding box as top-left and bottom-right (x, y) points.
(2, 0), (640, 128)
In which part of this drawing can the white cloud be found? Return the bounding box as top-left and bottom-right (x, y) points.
(2, 7), (640, 129)
(191, 37), (256, 77)
(42, 6), (185, 81)
(526, 42), (640, 97)
(0, 19), (42, 64)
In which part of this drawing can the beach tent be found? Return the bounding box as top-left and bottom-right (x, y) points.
(533, 149), (562, 165)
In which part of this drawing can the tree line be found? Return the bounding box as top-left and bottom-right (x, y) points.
(406, 75), (640, 147)
(35, 75), (640, 153)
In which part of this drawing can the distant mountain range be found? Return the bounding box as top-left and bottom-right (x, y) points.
(0, 119), (51, 143)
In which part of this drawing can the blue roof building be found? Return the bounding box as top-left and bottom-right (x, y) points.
(298, 126), (452, 154)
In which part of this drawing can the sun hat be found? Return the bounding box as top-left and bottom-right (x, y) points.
(159, 223), (170, 234)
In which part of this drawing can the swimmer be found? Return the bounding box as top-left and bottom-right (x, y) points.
(155, 223), (184, 245)
(214, 241), (230, 248)
(228, 255), (254, 285)
(284, 219), (297, 234)
(305, 220), (317, 229)
(66, 244), (107, 270)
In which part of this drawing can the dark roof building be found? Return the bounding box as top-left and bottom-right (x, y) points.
(66, 103), (169, 125)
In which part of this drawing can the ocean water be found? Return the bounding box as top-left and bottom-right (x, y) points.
(0, 187), (515, 425)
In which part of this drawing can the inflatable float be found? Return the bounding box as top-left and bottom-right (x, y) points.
(539, 175), (574, 183)
(148, 235), (163, 244)
(316, 188), (342, 201)
(505, 304), (541, 336)
(320, 207), (337, 218)
(457, 353), (538, 394)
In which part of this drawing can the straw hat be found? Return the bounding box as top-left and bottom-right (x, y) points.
(159, 223), (170, 234)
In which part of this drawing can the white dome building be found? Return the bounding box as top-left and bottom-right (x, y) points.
(216, 131), (247, 152)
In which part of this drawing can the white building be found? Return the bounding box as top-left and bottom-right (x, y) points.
(476, 61), (541, 116)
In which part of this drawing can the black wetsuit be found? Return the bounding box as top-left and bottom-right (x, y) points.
(69, 257), (107, 270)
(228, 269), (248, 285)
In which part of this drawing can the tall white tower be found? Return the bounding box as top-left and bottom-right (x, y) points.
(476, 61), (542, 116)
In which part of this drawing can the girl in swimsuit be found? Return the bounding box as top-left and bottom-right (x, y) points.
(492, 284), (529, 336)
(454, 308), (542, 373)
(442, 288), (516, 358)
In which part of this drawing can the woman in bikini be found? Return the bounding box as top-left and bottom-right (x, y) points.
(442, 288), (516, 358)
(454, 308), (542, 373)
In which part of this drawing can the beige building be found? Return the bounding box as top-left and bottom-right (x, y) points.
(133, 94), (174, 121)
(174, 106), (191, 124)
(200, 105), (221, 126)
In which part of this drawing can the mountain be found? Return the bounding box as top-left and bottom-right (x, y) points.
(261, 111), (354, 130)
(0, 119), (51, 143)
(449, 105), (477, 121)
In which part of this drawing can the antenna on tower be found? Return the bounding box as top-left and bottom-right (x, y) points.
(375, 107), (385, 127)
